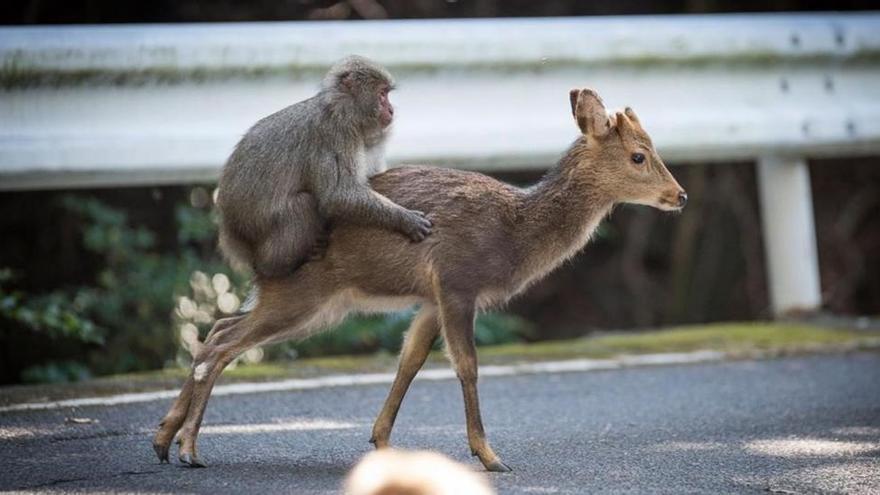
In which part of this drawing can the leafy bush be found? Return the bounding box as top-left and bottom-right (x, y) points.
(1, 269), (103, 346)
(274, 310), (532, 359)
(0, 191), (241, 382)
(2, 190), (529, 383)
(20, 361), (92, 384)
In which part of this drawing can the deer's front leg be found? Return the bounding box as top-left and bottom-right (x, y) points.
(439, 294), (511, 472)
(371, 305), (440, 448)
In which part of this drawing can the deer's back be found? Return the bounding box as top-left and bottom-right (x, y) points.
(372, 165), (520, 222)
(318, 166), (524, 300)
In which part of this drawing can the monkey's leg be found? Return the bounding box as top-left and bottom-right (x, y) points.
(439, 293), (511, 473)
(308, 227), (331, 261)
(152, 316), (243, 463)
(370, 305), (440, 448)
(254, 193), (322, 278)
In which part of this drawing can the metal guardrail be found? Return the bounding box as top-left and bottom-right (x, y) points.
(1, 13), (879, 315)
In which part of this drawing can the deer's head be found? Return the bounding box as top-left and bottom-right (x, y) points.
(569, 88), (687, 211)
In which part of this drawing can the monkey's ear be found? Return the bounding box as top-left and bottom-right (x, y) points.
(571, 88), (610, 138)
(338, 71), (356, 93)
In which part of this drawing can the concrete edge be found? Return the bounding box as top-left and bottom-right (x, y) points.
(0, 350), (725, 414)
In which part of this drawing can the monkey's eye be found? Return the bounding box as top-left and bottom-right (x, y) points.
(631, 152), (646, 165)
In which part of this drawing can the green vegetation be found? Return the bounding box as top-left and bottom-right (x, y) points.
(289, 310), (530, 359)
(0, 268), (103, 346)
(2, 192), (876, 390)
(0, 192), (528, 384)
(0, 194), (242, 382)
(146, 320), (880, 380)
(479, 322), (880, 360)
(2, 321), (877, 407)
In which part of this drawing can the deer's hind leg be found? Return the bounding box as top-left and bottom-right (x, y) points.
(175, 341), (251, 467)
(175, 287), (343, 467)
(439, 293), (510, 473)
(153, 315), (245, 463)
(371, 304), (440, 448)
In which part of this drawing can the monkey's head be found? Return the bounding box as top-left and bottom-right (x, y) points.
(324, 55), (396, 131)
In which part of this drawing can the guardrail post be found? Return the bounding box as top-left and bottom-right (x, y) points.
(756, 155), (822, 316)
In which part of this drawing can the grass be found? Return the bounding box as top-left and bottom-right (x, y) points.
(479, 322), (880, 361)
(2, 321), (878, 407)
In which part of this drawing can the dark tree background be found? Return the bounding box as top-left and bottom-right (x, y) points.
(1, 0), (877, 24)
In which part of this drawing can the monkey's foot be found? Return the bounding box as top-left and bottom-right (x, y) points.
(153, 441), (170, 463)
(484, 459), (512, 473)
(308, 232), (330, 261)
(178, 453), (208, 468)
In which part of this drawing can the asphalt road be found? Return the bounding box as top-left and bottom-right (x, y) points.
(1, 353), (879, 494)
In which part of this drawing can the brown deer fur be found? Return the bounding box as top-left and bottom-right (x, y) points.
(153, 88), (687, 472)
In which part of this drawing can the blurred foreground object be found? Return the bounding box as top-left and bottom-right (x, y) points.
(345, 450), (494, 495)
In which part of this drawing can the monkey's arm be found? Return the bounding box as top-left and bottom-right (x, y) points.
(313, 154), (432, 242)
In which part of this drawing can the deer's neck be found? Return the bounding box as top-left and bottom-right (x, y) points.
(517, 146), (615, 279)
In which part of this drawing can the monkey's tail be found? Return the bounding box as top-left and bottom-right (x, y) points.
(217, 226), (261, 315)
(217, 225), (254, 275)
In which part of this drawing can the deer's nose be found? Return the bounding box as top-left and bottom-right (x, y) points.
(678, 191), (688, 208)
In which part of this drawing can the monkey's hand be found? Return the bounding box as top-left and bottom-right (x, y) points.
(399, 209), (433, 242)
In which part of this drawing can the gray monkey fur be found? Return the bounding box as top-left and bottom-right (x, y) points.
(216, 55), (432, 280)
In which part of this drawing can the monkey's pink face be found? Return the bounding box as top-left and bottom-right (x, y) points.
(378, 85), (394, 128)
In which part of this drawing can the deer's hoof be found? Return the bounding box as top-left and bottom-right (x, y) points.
(369, 436), (389, 449)
(152, 442), (170, 463)
(179, 453), (207, 468)
(485, 459), (512, 473)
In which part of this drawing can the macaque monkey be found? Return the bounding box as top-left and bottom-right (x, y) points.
(216, 55), (432, 279)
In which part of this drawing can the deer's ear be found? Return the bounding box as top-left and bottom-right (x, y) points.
(569, 89), (580, 118)
(571, 88), (610, 137)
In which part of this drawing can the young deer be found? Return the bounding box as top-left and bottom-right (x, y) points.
(153, 88), (687, 472)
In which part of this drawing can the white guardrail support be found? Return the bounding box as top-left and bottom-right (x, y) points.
(757, 156), (823, 314)
(2, 13), (880, 315)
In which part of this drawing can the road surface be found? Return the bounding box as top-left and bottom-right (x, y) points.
(1, 353), (878, 494)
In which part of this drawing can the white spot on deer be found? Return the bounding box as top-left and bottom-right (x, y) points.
(193, 362), (210, 382)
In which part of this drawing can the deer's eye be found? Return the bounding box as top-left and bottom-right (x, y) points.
(631, 153), (646, 164)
